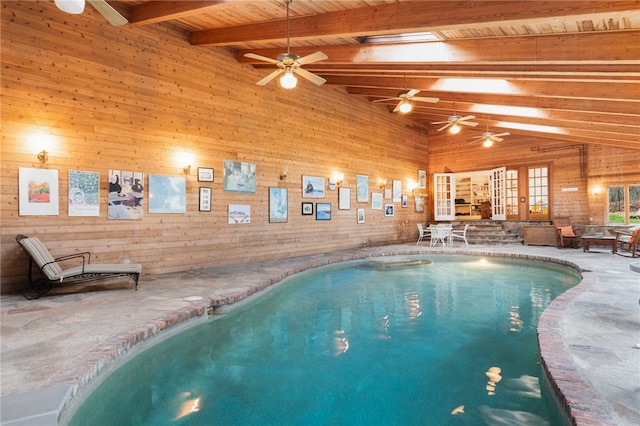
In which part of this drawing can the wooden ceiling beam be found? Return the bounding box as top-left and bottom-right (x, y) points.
(238, 31), (640, 64)
(128, 1), (227, 25)
(323, 75), (639, 101)
(192, 1), (640, 46)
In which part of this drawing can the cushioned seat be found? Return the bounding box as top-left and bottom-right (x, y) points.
(16, 234), (141, 299)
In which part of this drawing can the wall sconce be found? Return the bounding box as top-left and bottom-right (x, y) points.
(380, 179), (387, 189)
(280, 167), (288, 181)
(37, 150), (48, 163)
(592, 185), (602, 195)
(183, 165), (191, 175)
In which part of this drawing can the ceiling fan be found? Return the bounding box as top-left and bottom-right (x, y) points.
(244, 0), (328, 89)
(372, 76), (439, 113)
(431, 103), (478, 133)
(469, 122), (510, 147)
(54, 0), (128, 26)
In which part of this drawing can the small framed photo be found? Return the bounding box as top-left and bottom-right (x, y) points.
(198, 167), (214, 182)
(316, 203), (331, 220)
(269, 187), (288, 223)
(302, 202), (313, 215)
(357, 208), (365, 224)
(338, 187), (351, 210)
(415, 196), (425, 213)
(401, 194), (408, 208)
(371, 192), (383, 210)
(418, 169), (427, 189)
(199, 187), (212, 212)
(385, 204), (394, 217)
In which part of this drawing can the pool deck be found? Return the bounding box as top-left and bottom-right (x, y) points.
(1, 243), (639, 425)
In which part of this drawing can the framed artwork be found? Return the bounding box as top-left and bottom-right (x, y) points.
(357, 208), (365, 224)
(356, 175), (369, 202)
(302, 202), (313, 215)
(198, 167), (214, 182)
(269, 187), (288, 223)
(415, 196), (425, 213)
(392, 180), (402, 202)
(223, 160), (256, 193)
(338, 187), (351, 210)
(402, 194), (408, 208)
(385, 204), (395, 216)
(302, 176), (325, 198)
(199, 187), (212, 212)
(371, 192), (383, 209)
(19, 167), (59, 216)
(228, 204), (251, 224)
(418, 170), (427, 189)
(68, 170), (99, 217)
(316, 203), (331, 220)
(384, 188), (392, 199)
(108, 170), (144, 220)
(148, 175), (186, 214)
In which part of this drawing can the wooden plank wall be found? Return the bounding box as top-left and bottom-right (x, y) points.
(0, 1), (429, 293)
(2, 2), (639, 294)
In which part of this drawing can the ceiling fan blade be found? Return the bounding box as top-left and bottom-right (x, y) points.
(87, 0), (128, 26)
(468, 139), (482, 145)
(405, 89), (420, 97)
(457, 115), (476, 122)
(493, 137), (504, 142)
(372, 97), (400, 103)
(411, 96), (439, 103)
(256, 69), (283, 86)
(244, 53), (280, 64)
(297, 51), (328, 66)
(431, 120), (449, 125)
(437, 123), (452, 132)
(392, 102), (404, 113)
(492, 132), (510, 138)
(295, 67), (327, 86)
(458, 120), (479, 127)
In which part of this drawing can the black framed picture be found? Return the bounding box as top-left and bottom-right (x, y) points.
(197, 167), (214, 182)
(199, 187), (212, 212)
(302, 202), (313, 215)
(316, 203), (331, 220)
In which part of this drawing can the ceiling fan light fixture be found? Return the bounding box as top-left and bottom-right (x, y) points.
(55, 0), (85, 14)
(398, 100), (412, 114)
(280, 68), (297, 89)
(449, 123), (461, 134)
(482, 138), (494, 147)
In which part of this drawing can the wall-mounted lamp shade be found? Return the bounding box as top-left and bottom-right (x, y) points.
(398, 101), (412, 114)
(280, 68), (297, 89)
(449, 123), (461, 134)
(55, 0), (85, 14)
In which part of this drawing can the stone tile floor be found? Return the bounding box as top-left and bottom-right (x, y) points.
(1, 244), (639, 425)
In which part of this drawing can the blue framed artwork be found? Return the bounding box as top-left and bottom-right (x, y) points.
(223, 160), (256, 193)
(269, 187), (288, 223)
(316, 203), (331, 220)
(148, 175), (186, 214)
(303, 176), (325, 198)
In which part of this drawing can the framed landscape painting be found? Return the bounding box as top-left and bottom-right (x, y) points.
(316, 203), (331, 220)
(303, 176), (325, 198)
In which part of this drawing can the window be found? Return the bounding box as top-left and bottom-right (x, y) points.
(528, 167), (549, 220)
(506, 169), (518, 216)
(608, 184), (640, 224)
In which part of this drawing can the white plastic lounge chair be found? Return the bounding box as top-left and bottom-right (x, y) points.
(416, 223), (431, 245)
(16, 234), (141, 299)
(450, 224), (470, 247)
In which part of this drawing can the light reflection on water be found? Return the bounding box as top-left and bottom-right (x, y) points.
(69, 255), (579, 426)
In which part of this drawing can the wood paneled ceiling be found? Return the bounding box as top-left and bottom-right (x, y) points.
(104, 1), (639, 148)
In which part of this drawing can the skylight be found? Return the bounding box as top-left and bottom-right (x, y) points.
(358, 32), (441, 44)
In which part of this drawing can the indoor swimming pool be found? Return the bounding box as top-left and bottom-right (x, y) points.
(68, 254), (580, 425)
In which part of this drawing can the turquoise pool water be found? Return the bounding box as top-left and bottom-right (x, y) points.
(69, 255), (579, 425)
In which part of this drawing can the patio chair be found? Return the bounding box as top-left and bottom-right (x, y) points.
(450, 224), (470, 247)
(615, 227), (640, 257)
(552, 216), (582, 248)
(15, 234), (142, 300)
(416, 223), (431, 245)
(429, 224), (452, 247)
